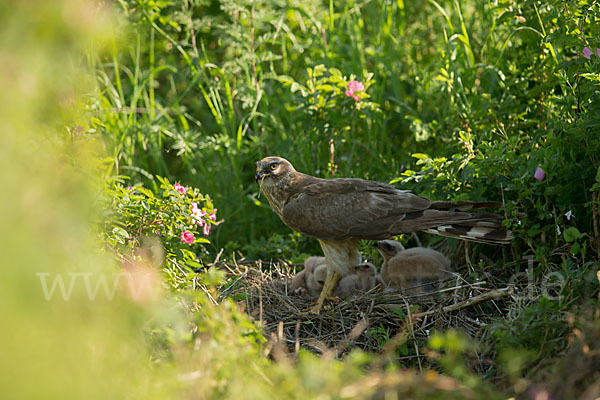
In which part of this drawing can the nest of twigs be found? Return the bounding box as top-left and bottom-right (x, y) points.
(229, 253), (515, 364)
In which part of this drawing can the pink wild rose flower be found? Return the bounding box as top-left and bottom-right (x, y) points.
(174, 183), (188, 194)
(534, 167), (546, 181)
(180, 231), (195, 243)
(583, 47), (593, 59)
(191, 202), (207, 226)
(347, 80), (365, 92)
(345, 80), (365, 101)
(203, 209), (217, 235)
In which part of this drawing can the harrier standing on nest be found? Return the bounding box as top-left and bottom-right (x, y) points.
(255, 156), (511, 314)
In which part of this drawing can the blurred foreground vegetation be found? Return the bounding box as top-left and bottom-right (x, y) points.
(2, 0), (600, 398)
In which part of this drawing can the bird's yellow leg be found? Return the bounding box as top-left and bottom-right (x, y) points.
(309, 270), (340, 314)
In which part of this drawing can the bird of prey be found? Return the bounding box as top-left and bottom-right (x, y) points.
(256, 156), (511, 313)
(374, 240), (451, 293)
(334, 262), (377, 299)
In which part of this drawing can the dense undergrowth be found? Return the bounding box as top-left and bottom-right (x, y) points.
(3, 0), (600, 398)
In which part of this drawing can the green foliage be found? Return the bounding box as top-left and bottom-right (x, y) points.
(89, 0), (600, 390)
(3, 2), (498, 397)
(493, 297), (568, 358)
(365, 324), (393, 348)
(92, 0), (600, 261)
(5, 0), (600, 398)
(384, 0), (600, 268)
(282, 64), (379, 132)
(231, 231), (313, 262)
(100, 176), (218, 280)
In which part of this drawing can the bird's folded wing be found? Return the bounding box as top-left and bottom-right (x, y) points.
(281, 179), (431, 241)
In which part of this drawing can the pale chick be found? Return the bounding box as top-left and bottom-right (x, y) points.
(307, 264), (328, 298)
(374, 240), (451, 293)
(334, 262), (377, 299)
(291, 256), (328, 298)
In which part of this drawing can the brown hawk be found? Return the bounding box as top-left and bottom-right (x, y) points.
(255, 156), (511, 313)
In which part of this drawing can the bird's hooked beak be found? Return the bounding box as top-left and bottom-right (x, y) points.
(255, 162), (264, 182)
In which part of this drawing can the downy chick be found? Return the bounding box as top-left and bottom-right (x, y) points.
(291, 256), (327, 297)
(334, 262), (377, 299)
(374, 240), (451, 293)
(306, 264), (328, 298)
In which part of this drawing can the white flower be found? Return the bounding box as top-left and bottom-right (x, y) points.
(556, 225), (561, 236)
(565, 210), (574, 221)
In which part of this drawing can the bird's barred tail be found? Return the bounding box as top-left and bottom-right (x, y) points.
(423, 224), (512, 245)
(422, 200), (512, 245)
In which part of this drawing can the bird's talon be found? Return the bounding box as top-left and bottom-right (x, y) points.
(308, 306), (321, 315)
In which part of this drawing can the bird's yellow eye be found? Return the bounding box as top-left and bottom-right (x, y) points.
(270, 164), (278, 170)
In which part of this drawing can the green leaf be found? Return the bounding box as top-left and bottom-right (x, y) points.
(390, 308), (405, 317)
(580, 73), (600, 82)
(277, 75), (295, 85)
(312, 64), (326, 77)
(232, 293), (248, 301)
(156, 176), (168, 186)
(570, 242), (581, 255)
(315, 84), (334, 92)
(564, 227), (583, 242)
(290, 82), (302, 93)
(180, 248), (196, 260)
(136, 187), (154, 198)
(112, 227), (130, 239)
(186, 260), (204, 269)
(328, 67), (342, 77)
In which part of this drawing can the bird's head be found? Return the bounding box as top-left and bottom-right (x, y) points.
(312, 264), (328, 287)
(374, 240), (405, 259)
(255, 156), (294, 183)
(354, 262), (376, 276)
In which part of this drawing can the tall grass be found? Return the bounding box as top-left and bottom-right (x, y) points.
(92, 0), (599, 262)
(90, 1), (447, 248)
